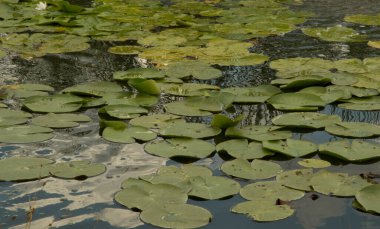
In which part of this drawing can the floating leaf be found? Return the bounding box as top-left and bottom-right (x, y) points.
(276, 169), (314, 191)
(240, 181), (305, 202)
(102, 92), (159, 107)
(338, 96), (380, 110)
(344, 14), (380, 26)
(211, 114), (243, 129)
(31, 113), (91, 128)
(188, 176), (240, 200)
(0, 157), (54, 182)
(216, 139), (273, 159)
(62, 81), (123, 97)
(4, 83), (54, 99)
(325, 121), (380, 138)
(267, 93), (326, 111)
(165, 101), (213, 117)
(159, 122), (221, 139)
(298, 86), (346, 104)
(22, 94), (83, 113)
(263, 139), (318, 157)
(221, 85), (281, 103)
(102, 126), (156, 144)
(128, 79), (161, 95)
(225, 125), (292, 141)
(49, 161), (106, 179)
(113, 68), (165, 80)
(0, 109), (32, 127)
(130, 114), (185, 129)
(231, 200), (294, 222)
(302, 25), (366, 42)
(368, 41), (380, 49)
(319, 140), (380, 161)
(0, 125), (54, 143)
(103, 104), (148, 119)
(159, 83), (220, 97)
(271, 112), (341, 129)
(140, 204), (212, 228)
(221, 159), (282, 180)
(355, 184), (380, 214)
(310, 170), (373, 197)
(297, 159), (331, 169)
(115, 179), (187, 211)
(164, 61), (222, 80)
(144, 138), (215, 159)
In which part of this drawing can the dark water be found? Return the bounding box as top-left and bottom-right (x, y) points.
(1, 0), (380, 228)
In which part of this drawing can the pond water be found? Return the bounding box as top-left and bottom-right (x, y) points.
(1, 0), (380, 228)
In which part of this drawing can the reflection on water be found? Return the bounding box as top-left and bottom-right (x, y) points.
(1, 0), (380, 228)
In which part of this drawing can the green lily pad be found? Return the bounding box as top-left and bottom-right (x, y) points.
(129, 114), (185, 129)
(221, 159), (282, 180)
(310, 170), (373, 197)
(368, 41), (380, 49)
(216, 139), (274, 159)
(298, 86), (346, 104)
(159, 83), (220, 97)
(159, 122), (221, 139)
(267, 93), (326, 111)
(0, 125), (54, 143)
(355, 184), (380, 214)
(22, 94), (83, 113)
(221, 85), (281, 103)
(0, 109), (32, 127)
(338, 96), (380, 110)
(145, 138), (215, 159)
(0, 157), (54, 182)
(4, 84), (54, 99)
(276, 169), (314, 191)
(140, 203), (212, 228)
(240, 181), (305, 202)
(344, 14), (380, 26)
(271, 75), (331, 89)
(302, 25), (366, 42)
(103, 104), (148, 119)
(102, 92), (159, 107)
(327, 85), (379, 98)
(271, 112), (342, 129)
(319, 139), (380, 162)
(165, 101), (213, 117)
(231, 200), (295, 222)
(49, 161), (106, 179)
(128, 79), (161, 95)
(164, 61), (222, 80)
(225, 125), (292, 141)
(188, 175), (241, 200)
(62, 81), (123, 97)
(211, 114), (244, 129)
(113, 68), (166, 80)
(297, 159), (331, 169)
(262, 139), (318, 157)
(0, 103), (6, 108)
(115, 179), (187, 211)
(325, 121), (380, 138)
(102, 125), (157, 144)
(108, 45), (145, 55)
(31, 113), (91, 128)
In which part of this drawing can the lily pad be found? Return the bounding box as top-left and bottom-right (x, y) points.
(344, 14), (380, 26)
(102, 126), (157, 144)
(103, 104), (148, 119)
(128, 79), (161, 95)
(102, 92), (159, 107)
(140, 204), (212, 228)
(211, 114), (244, 129)
(225, 125), (292, 141)
(0, 125), (54, 143)
(231, 200), (295, 222)
(0, 109), (32, 127)
(272, 112), (341, 129)
(276, 169), (314, 191)
(159, 122), (221, 139)
(310, 170), (373, 197)
(221, 85), (281, 103)
(325, 121), (380, 138)
(159, 83), (220, 97)
(129, 114), (185, 129)
(216, 139), (274, 159)
(115, 179), (187, 211)
(22, 94), (83, 113)
(355, 184), (380, 214)
(368, 41), (380, 49)
(338, 96), (380, 110)
(31, 113), (91, 128)
(188, 176), (241, 200)
(113, 68), (166, 80)
(297, 159), (331, 169)
(262, 139), (318, 157)
(221, 159), (282, 180)
(267, 93), (326, 111)
(164, 61), (222, 80)
(270, 75), (331, 89)
(49, 161), (106, 179)
(3, 83), (54, 99)
(62, 81), (123, 97)
(144, 138), (215, 159)
(0, 157), (54, 182)
(319, 139), (380, 161)
(240, 181), (305, 202)
(165, 101), (213, 117)
(302, 25), (366, 42)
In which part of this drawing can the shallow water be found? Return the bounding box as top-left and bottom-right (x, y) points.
(1, 0), (380, 228)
